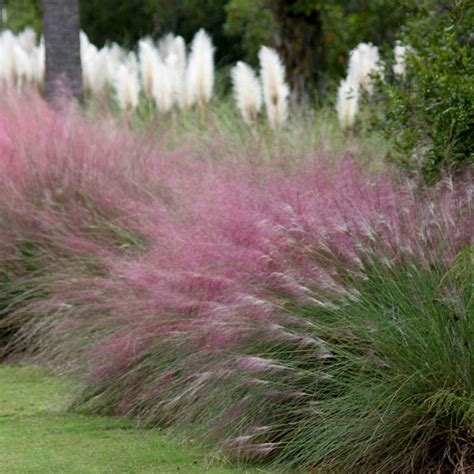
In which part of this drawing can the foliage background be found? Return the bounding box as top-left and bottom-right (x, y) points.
(375, 0), (474, 181)
(3, 0), (410, 86)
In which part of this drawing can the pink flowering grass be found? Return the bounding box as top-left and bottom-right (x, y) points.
(0, 93), (472, 471)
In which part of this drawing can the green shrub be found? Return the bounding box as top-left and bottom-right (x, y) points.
(3, 0), (42, 35)
(379, 0), (474, 182)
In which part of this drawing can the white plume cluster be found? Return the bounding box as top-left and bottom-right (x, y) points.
(347, 42), (384, 95)
(258, 46), (289, 129)
(336, 42), (384, 128)
(230, 61), (262, 124)
(230, 47), (289, 129)
(186, 29), (215, 107)
(0, 28), (214, 114)
(81, 32), (109, 96)
(0, 29), (43, 91)
(0, 27), (408, 131)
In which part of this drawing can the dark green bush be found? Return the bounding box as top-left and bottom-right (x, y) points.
(380, 0), (474, 182)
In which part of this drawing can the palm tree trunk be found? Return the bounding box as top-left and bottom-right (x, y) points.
(272, 1), (327, 103)
(42, 0), (83, 103)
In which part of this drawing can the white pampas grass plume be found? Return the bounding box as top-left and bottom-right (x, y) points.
(114, 63), (140, 111)
(138, 38), (160, 99)
(106, 43), (126, 87)
(31, 41), (45, 87)
(172, 36), (186, 73)
(169, 36), (187, 108)
(12, 41), (34, 90)
(158, 33), (176, 60)
(258, 46), (289, 129)
(86, 47), (109, 96)
(80, 31), (99, 93)
(152, 57), (174, 113)
(80, 30), (91, 52)
(81, 46), (97, 93)
(17, 28), (37, 54)
(185, 29), (214, 106)
(108, 43), (126, 64)
(157, 34), (187, 109)
(336, 76), (360, 129)
(0, 31), (16, 87)
(347, 42), (384, 95)
(125, 51), (139, 76)
(393, 41), (411, 76)
(231, 61), (262, 124)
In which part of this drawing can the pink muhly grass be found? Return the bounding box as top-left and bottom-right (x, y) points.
(56, 154), (472, 437)
(0, 92), (471, 468)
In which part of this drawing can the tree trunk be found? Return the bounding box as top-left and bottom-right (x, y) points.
(42, 0), (83, 103)
(272, 1), (327, 103)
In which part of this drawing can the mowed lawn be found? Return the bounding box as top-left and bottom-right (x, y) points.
(0, 366), (266, 474)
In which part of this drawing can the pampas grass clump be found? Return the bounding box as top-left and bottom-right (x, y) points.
(258, 46), (289, 129)
(1, 93), (472, 473)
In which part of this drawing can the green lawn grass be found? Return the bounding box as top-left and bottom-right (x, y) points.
(0, 366), (266, 474)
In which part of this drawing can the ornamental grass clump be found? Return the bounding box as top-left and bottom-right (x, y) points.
(0, 93), (472, 472)
(0, 92), (166, 353)
(217, 249), (474, 472)
(67, 163), (471, 472)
